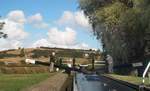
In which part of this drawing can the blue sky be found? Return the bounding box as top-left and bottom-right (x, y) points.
(0, 0), (101, 50)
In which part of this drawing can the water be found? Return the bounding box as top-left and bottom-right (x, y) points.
(74, 73), (137, 91)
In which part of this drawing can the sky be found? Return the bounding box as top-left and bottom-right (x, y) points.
(0, 0), (101, 50)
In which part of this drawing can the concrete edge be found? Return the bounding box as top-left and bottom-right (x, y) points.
(102, 75), (139, 89)
(60, 74), (73, 91)
(100, 74), (150, 91)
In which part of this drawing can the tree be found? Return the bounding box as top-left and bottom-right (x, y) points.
(79, 0), (150, 74)
(20, 48), (25, 57)
(0, 22), (7, 38)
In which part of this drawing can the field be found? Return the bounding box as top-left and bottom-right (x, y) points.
(0, 73), (55, 91)
(0, 47), (99, 65)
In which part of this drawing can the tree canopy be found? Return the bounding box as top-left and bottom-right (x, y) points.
(79, 0), (150, 65)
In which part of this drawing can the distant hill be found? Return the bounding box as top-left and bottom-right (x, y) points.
(0, 47), (101, 65)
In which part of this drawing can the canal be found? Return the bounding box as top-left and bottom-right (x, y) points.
(74, 73), (137, 91)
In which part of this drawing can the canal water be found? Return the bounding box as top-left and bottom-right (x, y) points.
(74, 73), (137, 91)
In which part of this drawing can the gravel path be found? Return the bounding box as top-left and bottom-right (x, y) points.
(22, 72), (68, 91)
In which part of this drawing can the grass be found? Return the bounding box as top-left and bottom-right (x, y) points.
(107, 74), (150, 86)
(0, 73), (55, 91)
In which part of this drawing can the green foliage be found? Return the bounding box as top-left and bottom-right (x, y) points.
(95, 2), (127, 28)
(79, 0), (150, 66)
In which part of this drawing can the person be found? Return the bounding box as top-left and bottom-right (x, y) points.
(49, 52), (56, 72)
(106, 55), (113, 73)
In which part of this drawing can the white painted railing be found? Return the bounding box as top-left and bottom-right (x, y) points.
(142, 61), (150, 84)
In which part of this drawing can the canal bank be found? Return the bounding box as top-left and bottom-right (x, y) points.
(74, 72), (140, 91)
(100, 74), (150, 91)
(23, 72), (73, 91)
(61, 74), (73, 91)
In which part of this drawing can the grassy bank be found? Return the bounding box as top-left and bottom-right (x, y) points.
(107, 74), (150, 86)
(0, 73), (55, 91)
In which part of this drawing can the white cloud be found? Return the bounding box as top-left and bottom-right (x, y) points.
(7, 10), (26, 24)
(0, 10), (94, 50)
(28, 13), (48, 29)
(74, 11), (90, 28)
(28, 13), (43, 22)
(11, 40), (22, 48)
(2, 19), (28, 40)
(0, 39), (22, 50)
(72, 43), (89, 49)
(0, 10), (28, 50)
(57, 11), (92, 32)
(32, 38), (50, 48)
(57, 11), (74, 26)
(47, 27), (76, 45)
(32, 38), (90, 50)
(32, 27), (90, 49)
(29, 11), (93, 49)
(3, 10), (28, 40)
